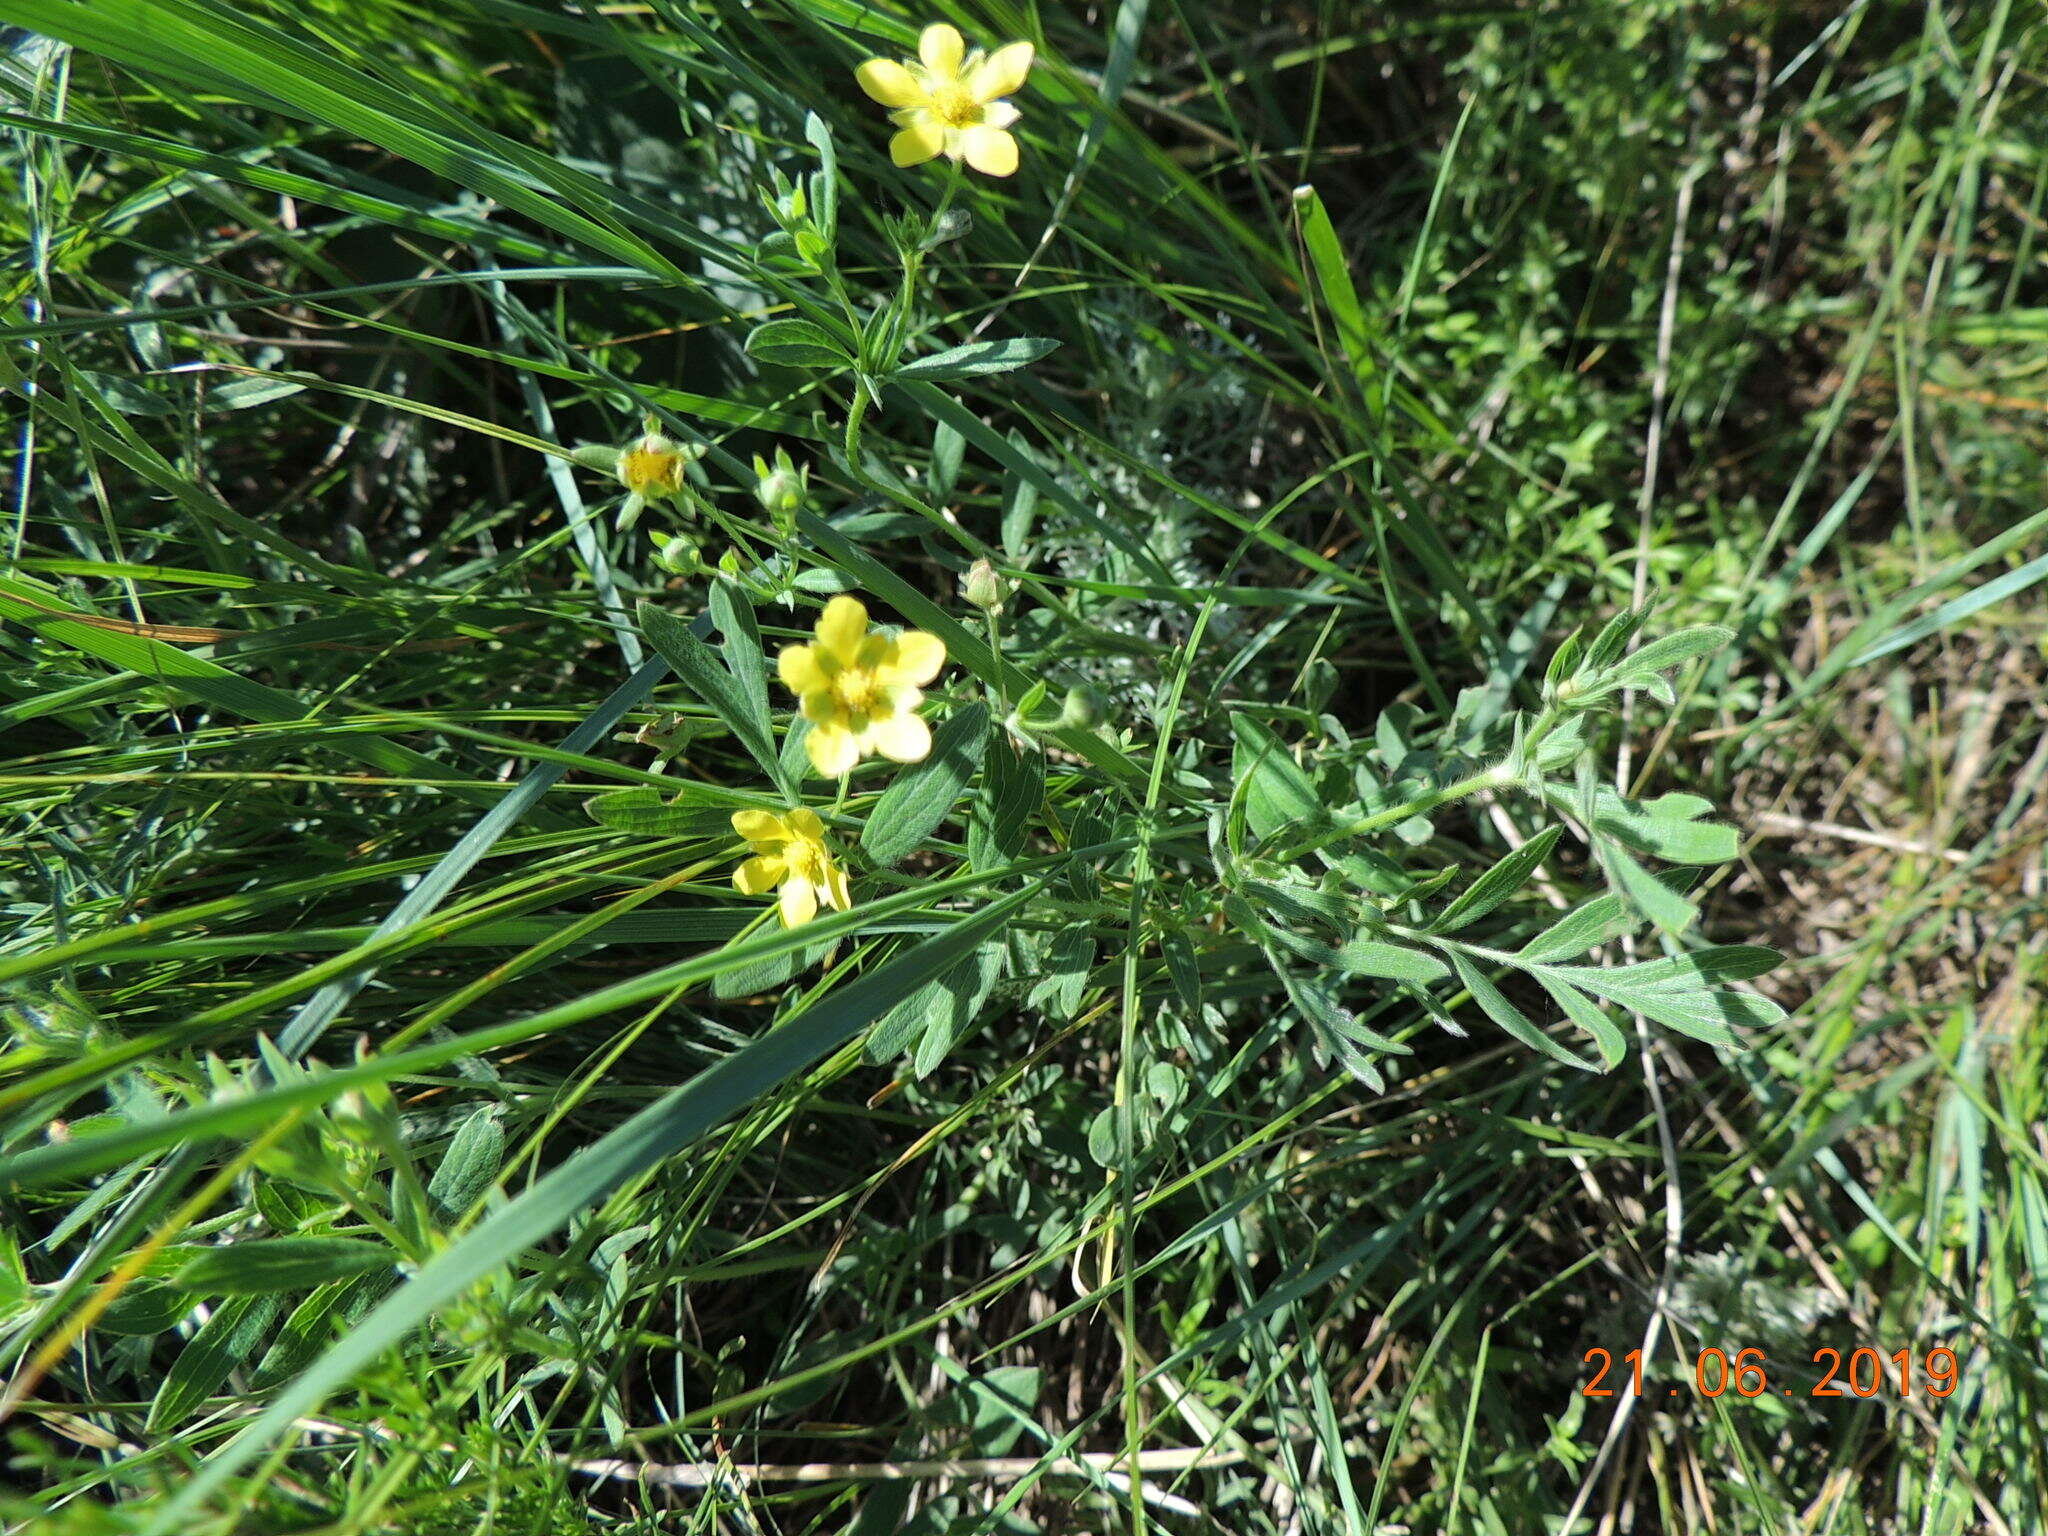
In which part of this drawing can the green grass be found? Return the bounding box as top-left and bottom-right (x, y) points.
(3, 0), (2046, 1532)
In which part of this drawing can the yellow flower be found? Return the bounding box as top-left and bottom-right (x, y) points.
(778, 595), (947, 777)
(855, 23), (1034, 177)
(731, 807), (852, 928)
(618, 432), (692, 500)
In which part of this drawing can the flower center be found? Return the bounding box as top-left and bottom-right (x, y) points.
(830, 667), (886, 718)
(929, 82), (981, 128)
(622, 448), (679, 495)
(785, 836), (828, 883)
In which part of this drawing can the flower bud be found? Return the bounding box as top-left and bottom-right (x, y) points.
(752, 449), (806, 521)
(962, 557), (1009, 614)
(652, 531), (702, 575)
(1058, 684), (1105, 729)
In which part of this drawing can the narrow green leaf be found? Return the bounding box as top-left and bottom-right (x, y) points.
(587, 787), (745, 837)
(1605, 844), (1698, 935)
(1432, 826), (1563, 933)
(173, 1237), (396, 1296)
(1533, 974), (1628, 1071)
(148, 1295), (280, 1431)
(637, 602), (784, 788)
(1608, 625), (1734, 679)
(426, 1111), (505, 1225)
(1450, 954), (1597, 1071)
(162, 882), (1043, 1514)
(1516, 893), (1636, 962)
(1333, 940), (1449, 983)
(892, 336), (1059, 383)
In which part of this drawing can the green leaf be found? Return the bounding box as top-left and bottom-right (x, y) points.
(586, 787), (743, 837)
(173, 1237), (396, 1296)
(1608, 626), (1733, 680)
(970, 738), (1042, 871)
(745, 317), (853, 369)
(892, 336), (1059, 383)
(1229, 714), (1325, 842)
(637, 602), (785, 790)
(911, 942), (1005, 1078)
(860, 704), (990, 867)
(1432, 826), (1563, 933)
(1333, 940), (1449, 982)
(709, 582), (772, 741)
(1450, 954), (1597, 1071)
(208, 374), (307, 411)
(1027, 926), (1094, 1020)
(1516, 893), (1637, 962)
(1533, 973), (1628, 1071)
(426, 1110), (505, 1225)
(149, 1295), (281, 1431)
(1551, 784), (1738, 865)
(1605, 843), (1699, 935)
(161, 881), (1044, 1513)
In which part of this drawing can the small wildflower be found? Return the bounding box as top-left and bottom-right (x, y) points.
(855, 24), (1033, 177)
(731, 807), (851, 928)
(778, 595), (947, 777)
(618, 431), (695, 501)
(962, 557), (1009, 614)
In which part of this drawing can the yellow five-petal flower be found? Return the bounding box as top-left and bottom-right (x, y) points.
(855, 23), (1034, 177)
(731, 807), (852, 928)
(778, 594), (947, 778)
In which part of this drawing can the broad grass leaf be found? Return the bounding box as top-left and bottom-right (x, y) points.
(893, 337), (1059, 383)
(861, 704), (990, 867)
(1431, 825), (1563, 933)
(173, 1237), (396, 1296)
(637, 602), (784, 788)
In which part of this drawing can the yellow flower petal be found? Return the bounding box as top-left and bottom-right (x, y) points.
(890, 119), (946, 168)
(816, 594), (870, 663)
(919, 23), (965, 80)
(824, 861), (852, 912)
(778, 642), (829, 695)
(959, 125), (1018, 177)
(733, 855), (786, 896)
(855, 57), (925, 107)
(967, 40), (1033, 102)
(878, 630), (946, 688)
(731, 809), (786, 845)
(983, 99), (1020, 130)
(868, 711), (932, 763)
(780, 876), (819, 928)
(807, 722), (861, 778)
